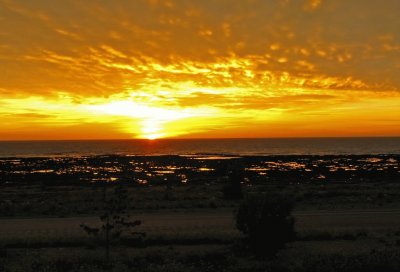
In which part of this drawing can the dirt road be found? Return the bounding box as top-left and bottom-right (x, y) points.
(1, 209), (400, 239)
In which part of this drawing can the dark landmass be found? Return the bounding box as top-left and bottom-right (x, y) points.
(1, 154), (400, 271)
(1, 154), (399, 216)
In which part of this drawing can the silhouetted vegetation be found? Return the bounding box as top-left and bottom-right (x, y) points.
(222, 161), (244, 199)
(236, 193), (295, 256)
(80, 185), (145, 262)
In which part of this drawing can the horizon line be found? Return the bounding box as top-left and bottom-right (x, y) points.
(1, 136), (400, 142)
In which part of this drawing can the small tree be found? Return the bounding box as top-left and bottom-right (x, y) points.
(236, 193), (295, 256)
(80, 185), (145, 261)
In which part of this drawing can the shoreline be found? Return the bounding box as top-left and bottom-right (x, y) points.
(1, 153), (400, 159)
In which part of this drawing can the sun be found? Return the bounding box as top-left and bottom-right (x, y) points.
(139, 118), (165, 140)
(145, 134), (162, 140)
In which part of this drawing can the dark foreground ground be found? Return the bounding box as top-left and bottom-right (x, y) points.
(1, 154), (400, 271)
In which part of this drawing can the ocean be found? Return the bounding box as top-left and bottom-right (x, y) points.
(0, 138), (399, 157)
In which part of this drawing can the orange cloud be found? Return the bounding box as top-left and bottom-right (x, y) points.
(0, 0), (399, 139)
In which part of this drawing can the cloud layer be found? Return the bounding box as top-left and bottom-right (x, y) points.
(0, 0), (399, 139)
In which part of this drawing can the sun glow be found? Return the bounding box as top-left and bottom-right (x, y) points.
(141, 119), (164, 140)
(86, 100), (219, 139)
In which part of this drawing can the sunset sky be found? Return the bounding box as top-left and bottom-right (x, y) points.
(1, 0), (399, 140)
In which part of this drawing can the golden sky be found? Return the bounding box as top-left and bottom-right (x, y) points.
(0, 0), (399, 140)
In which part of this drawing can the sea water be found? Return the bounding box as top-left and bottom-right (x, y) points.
(0, 138), (399, 157)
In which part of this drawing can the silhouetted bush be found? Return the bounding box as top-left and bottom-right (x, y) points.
(236, 193), (295, 256)
(222, 163), (244, 199)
